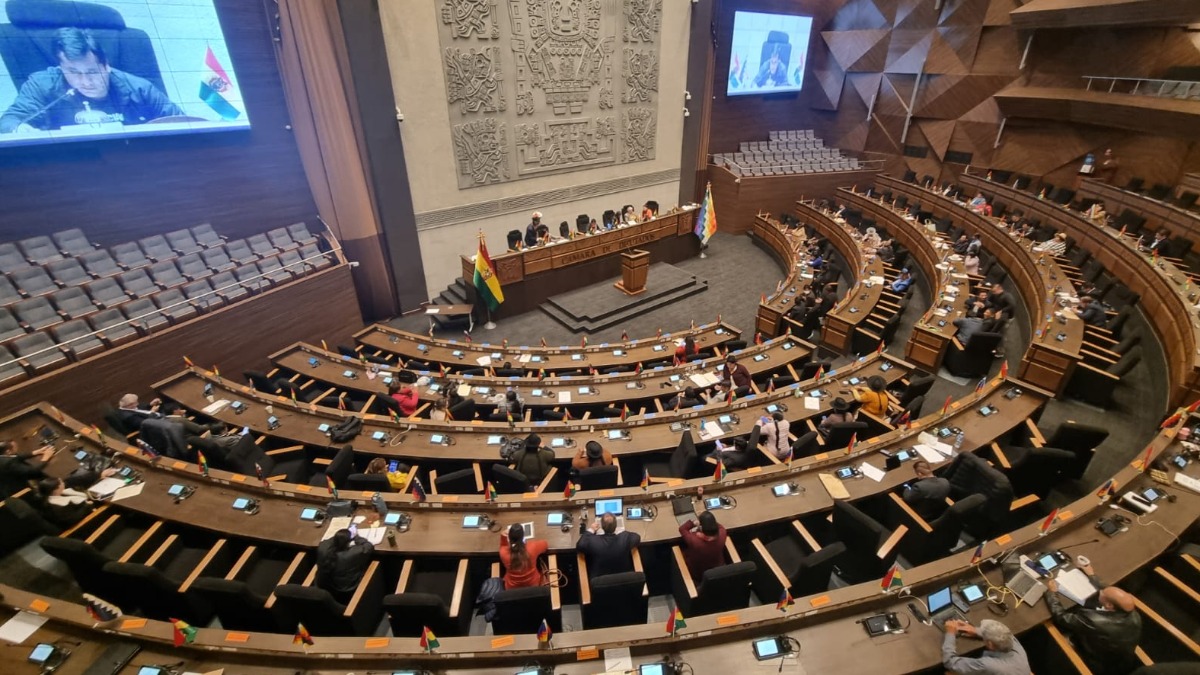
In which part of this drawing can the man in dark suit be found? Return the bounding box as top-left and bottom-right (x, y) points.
(0, 440), (52, 498)
(576, 513), (641, 578)
(986, 283), (1015, 321)
(114, 393), (161, 432)
(1077, 295), (1107, 326)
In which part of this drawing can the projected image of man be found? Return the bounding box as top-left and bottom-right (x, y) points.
(0, 28), (183, 134)
(754, 44), (789, 88)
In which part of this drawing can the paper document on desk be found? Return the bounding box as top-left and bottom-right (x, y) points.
(700, 421), (724, 440)
(424, 307), (439, 314)
(859, 462), (885, 482)
(202, 399), (230, 415)
(1173, 471), (1200, 495)
(604, 647), (633, 672)
(517, 354), (532, 364)
(803, 397), (821, 411)
(476, 356), (492, 367)
(0, 611), (47, 644)
(87, 477), (127, 500)
(869, 276), (886, 285)
(952, 273), (969, 280)
(359, 527), (387, 546)
(943, 285), (959, 296)
(557, 391), (572, 404)
(1055, 568), (1098, 606)
(111, 482), (144, 502)
(456, 384), (472, 399)
(932, 441), (955, 457)
(818, 473), (851, 499)
(321, 517), (353, 541)
(933, 308), (948, 317)
(689, 372), (720, 387)
(913, 444), (944, 464)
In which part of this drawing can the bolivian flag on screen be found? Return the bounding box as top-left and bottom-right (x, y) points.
(200, 45), (242, 120)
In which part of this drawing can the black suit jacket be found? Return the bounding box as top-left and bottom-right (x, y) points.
(577, 530), (641, 578)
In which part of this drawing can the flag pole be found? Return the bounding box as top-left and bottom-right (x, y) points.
(478, 231), (498, 330)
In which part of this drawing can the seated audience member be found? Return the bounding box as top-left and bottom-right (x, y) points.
(678, 511), (727, 582)
(641, 200), (659, 221)
(36, 477), (95, 528)
(890, 268), (914, 293)
(963, 252), (981, 276)
(577, 512), (641, 578)
(1076, 295), (1107, 326)
(524, 212), (542, 248)
(953, 308), (998, 343)
(161, 402), (224, 441)
(965, 290), (990, 318)
(675, 336), (698, 362)
(429, 399), (450, 421)
(876, 239), (895, 263)
(1034, 232), (1068, 256)
(786, 293), (815, 324)
(953, 234), (971, 255)
(536, 224), (551, 244)
(807, 250), (824, 270)
(115, 393), (162, 431)
(365, 457), (409, 491)
(506, 230), (522, 252)
(500, 522), (548, 588)
(852, 376), (890, 417)
(667, 386), (706, 410)
(756, 412), (791, 460)
(1014, 221), (1036, 240)
(1085, 202), (1107, 222)
(818, 398), (856, 437)
(802, 283), (838, 337)
(966, 234), (982, 257)
(388, 381), (419, 417)
(861, 227), (882, 253)
(491, 389), (524, 419)
(816, 259), (841, 287)
(0, 440), (52, 498)
(968, 192), (989, 214)
(1144, 229), (1170, 256)
(316, 528), (374, 603)
(572, 440), (612, 472)
(941, 619), (1030, 675)
(1046, 567), (1142, 675)
(719, 355), (751, 390)
(710, 437), (751, 470)
(986, 283), (1015, 320)
(902, 460), (951, 519)
(511, 433), (555, 486)
(622, 204), (637, 224)
(588, 218), (603, 234)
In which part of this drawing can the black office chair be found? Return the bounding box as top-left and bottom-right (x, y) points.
(346, 473), (393, 492)
(581, 571), (648, 629)
(799, 360), (832, 380)
(897, 494), (986, 566)
(382, 559), (472, 637)
(490, 464), (530, 494)
(271, 584), (383, 637)
(790, 430), (819, 459)
(102, 561), (214, 624)
(944, 332), (1002, 378)
(1043, 422), (1107, 479)
(893, 373), (934, 407)
(830, 499), (900, 584)
(491, 586), (559, 635)
(576, 464), (619, 490)
(674, 561), (757, 616)
(449, 398), (476, 421)
(433, 467), (478, 495)
(189, 578), (277, 633)
(824, 421), (868, 449)
(642, 430), (699, 480)
(0, 498), (58, 551)
(749, 534), (845, 603)
(308, 445), (355, 488)
(225, 436), (308, 485)
(1065, 346), (1141, 408)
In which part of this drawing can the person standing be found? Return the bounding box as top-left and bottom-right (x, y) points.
(1046, 567), (1142, 675)
(316, 528), (374, 604)
(524, 212), (543, 248)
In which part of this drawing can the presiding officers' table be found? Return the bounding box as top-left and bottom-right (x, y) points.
(460, 207), (700, 317)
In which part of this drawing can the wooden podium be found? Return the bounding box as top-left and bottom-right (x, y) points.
(614, 249), (650, 296)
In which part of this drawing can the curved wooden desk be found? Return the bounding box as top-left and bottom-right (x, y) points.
(3, 402), (1189, 672)
(267, 338), (813, 412)
(154, 353), (908, 465)
(750, 213), (809, 337)
(961, 173), (1200, 408)
(354, 321), (740, 372)
(1078, 177), (1200, 240)
(874, 177), (1086, 394)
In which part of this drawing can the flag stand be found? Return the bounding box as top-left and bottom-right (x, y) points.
(483, 306), (497, 330)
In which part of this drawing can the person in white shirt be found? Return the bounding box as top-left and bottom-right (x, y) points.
(1034, 232), (1068, 256)
(756, 412), (791, 460)
(37, 477), (96, 528)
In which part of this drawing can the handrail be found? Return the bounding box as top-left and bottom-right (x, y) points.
(1, 248), (341, 372)
(1082, 75), (1200, 99)
(714, 156), (885, 175)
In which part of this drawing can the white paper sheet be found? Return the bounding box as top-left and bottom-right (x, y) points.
(557, 391), (572, 404)
(0, 612), (47, 644)
(201, 399), (230, 415)
(604, 647), (633, 672)
(359, 526), (387, 546)
(1055, 568), (1098, 606)
(689, 372), (720, 387)
(321, 517), (353, 541)
(803, 397), (821, 411)
(424, 307), (439, 314)
(517, 354), (532, 364)
(913, 444), (943, 464)
(111, 482), (145, 502)
(456, 384), (472, 398)
(701, 422), (724, 439)
(932, 441), (955, 457)
(476, 356), (492, 367)
(859, 462), (886, 482)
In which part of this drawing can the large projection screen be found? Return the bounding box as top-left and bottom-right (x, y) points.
(727, 11), (813, 97)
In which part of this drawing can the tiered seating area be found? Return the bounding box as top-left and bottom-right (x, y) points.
(711, 129), (861, 177)
(0, 222), (334, 386)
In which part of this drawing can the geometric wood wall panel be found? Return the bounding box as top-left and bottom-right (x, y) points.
(939, 0), (990, 29)
(914, 74), (1015, 119)
(953, 119), (1002, 164)
(822, 29), (891, 72)
(810, 60), (847, 111)
(971, 27), (1022, 75)
(828, 0), (892, 31)
(886, 29), (933, 74)
(983, 0), (1020, 26)
(847, 72), (884, 110)
(894, 0), (938, 32)
(918, 119), (956, 159)
(878, 73), (917, 116)
(925, 26), (982, 74)
(866, 112), (905, 154)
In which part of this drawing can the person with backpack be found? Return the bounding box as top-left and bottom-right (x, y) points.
(511, 433), (554, 486)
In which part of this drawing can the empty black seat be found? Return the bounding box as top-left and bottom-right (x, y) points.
(148, 261), (187, 289)
(85, 277), (128, 309)
(12, 332), (68, 373)
(201, 247), (236, 273)
(224, 239), (258, 265)
(191, 223), (225, 249)
(154, 289), (199, 324)
(267, 227), (300, 251)
(176, 254), (212, 281)
(117, 268), (158, 298)
(89, 308), (138, 346)
(121, 298), (169, 333)
(11, 266), (57, 297)
(183, 279), (223, 312)
(111, 242), (150, 270)
(189, 578), (277, 633)
(0, 307), (26, 343)
(137, 235), (174, 262)
(46, 258), (89, 287)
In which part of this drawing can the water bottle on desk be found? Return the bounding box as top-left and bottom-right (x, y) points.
(954, 431), (965, 451)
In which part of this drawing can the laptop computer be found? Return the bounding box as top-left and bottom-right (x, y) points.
(926, 586), (967, 625)
(1004, 555), (1048, 606)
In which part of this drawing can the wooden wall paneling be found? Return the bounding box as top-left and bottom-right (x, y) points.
(0, 267), (362, 420)
(0, 0), (317, 247)
(709, 167), (879, 235)
(1010, 0), (1200, 30)
(971, 26), (1022, 75)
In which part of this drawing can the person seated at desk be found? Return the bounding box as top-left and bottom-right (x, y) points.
(490, 389), (524, 419)
(1034, 232), (1068, 256)
(500, 522), (548, 588)
(511, 433), (555, 486)
(668, 386), (707, 410)
(0, 28), (184, 134)
(1076, 295), (1107, 326)
(588, 218), (603, 234)
(365, 457), (409, 491)
(818, 398), (856, 438)
(860, 227), (882, 253)
(678, 511), (727, 583)
(1144, 230), (1171, 256)
(506, 230), (523, 252)
(876, 239), (895, 263)
(890, 268), (914, 293)
(160, 402), (225, 441)
(1013, 222), (1036, 240)
(621, 205), (637, 224)
(36, 477), (97, 529)
(902, 460), (951, 520)
(786, 293), (815, 325)
(0, 440), (53, 498)
(965, 290), (990, 318)
(941, 619), (1031, 675)
(572, 440), (612, 472)
(968, 192), (990, 215)
(429, 398), (451, 421)
(802, 283), (838, 337)
(718, 355), (751, 390)
(851, 376), (889, 417)
(577, 512), (640, 578)
(115, 393), (162, 431)
(524, 211), (543, 248)
(953, 308), (998, 344)
(388, 381), (419, 417)
(964, 252), (981, 276)
(675, 336), (699, 362)
(816, 259), (841, 287)
(316, 528), (374, 604)
(953, 235), (971, 255)
(1085, 202), (1108, 222)
(1046, 565), (1142, 675)
(966, 234), (982, 257)
(756, 412), (791, 460)
(641, 201), (659, 221)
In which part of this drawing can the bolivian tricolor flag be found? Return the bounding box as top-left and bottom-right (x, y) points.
(666, 608), (686, 636)
(474, 234), (505, 311)
(694, 182), (718, 245)
(420, 626), (439, 652)
(199, 45), (241, 120)
(171, 617), (197, 646)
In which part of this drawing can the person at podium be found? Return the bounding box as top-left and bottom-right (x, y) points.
(1, 28), (183, 134)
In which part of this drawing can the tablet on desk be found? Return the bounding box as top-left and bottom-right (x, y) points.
(607, 430), (624, 440)
(578, 386), (590, 395)
(383, 512), (402, 526)
(430, 434), (446, 444)
(167, 484), (186, 497)
(487, 435), (504, 445)
(551, 438), (567, 448)
(462, 515), (481, 528)
(232, 498), (250, 510)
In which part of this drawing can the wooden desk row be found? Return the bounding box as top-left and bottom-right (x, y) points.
(457, 207), (701, 317)
(1078, 177), (1200, 241)
(873, 177), (1087, 394)
(267, 336), (814, 411)
(154, 354), (907, 464)
(961, 173), (1200, 408)
(354, 321), (740, 373)
(4, 402), (1191, 670)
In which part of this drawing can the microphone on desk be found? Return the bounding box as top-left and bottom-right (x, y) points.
(7, 88), (75, 130)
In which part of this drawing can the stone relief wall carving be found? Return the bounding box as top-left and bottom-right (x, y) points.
(441, 0), (500, 39)
(438, 0), (662, 188)
(444, 47), (506, 115)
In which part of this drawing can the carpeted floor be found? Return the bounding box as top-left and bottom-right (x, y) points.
(397, 230), (1166, 503)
